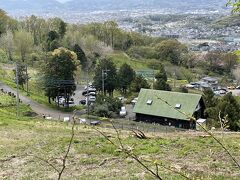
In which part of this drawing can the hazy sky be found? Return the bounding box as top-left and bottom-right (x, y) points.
(57, 0), (71, 3)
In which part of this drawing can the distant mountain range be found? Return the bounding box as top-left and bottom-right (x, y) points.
(0, 0), (62, 11)
(0, 0), (228, 12)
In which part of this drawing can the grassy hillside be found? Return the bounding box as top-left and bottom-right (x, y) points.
(0, 93), (240, 179)
(108, 51), (159, 70)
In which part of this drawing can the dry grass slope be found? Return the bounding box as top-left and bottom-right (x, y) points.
(0, 93), (240, 179)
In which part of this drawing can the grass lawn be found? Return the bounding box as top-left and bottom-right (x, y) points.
(108, 51), (153, 70)
(0, 93), (240, 179)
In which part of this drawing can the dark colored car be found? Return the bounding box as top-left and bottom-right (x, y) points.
(90, 120), (101, 126)
(79, 99), (86, 105)
(82, 88), (96, 96)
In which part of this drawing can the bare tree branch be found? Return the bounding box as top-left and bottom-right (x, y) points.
(94, 122), (191, 179)
(156, 95), (240, 169)
(57, 113), (77, 180)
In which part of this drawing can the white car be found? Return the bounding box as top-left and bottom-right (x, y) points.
(120, 106), (127, 117)
(185, 84), (195, 88)
(88, 96), (96, 102)
(79, 118), (86, 124)
(55, 97), (65, 105)
(131, 98), (138, 105)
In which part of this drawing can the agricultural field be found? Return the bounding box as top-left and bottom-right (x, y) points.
(0, 93), (239, 179)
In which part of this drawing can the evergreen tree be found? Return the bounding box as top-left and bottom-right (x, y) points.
(153, 64), (171, 91)
(205, 92), (240, 131)
(59, 20), (67, 38)
(46, 31), (59, 51)
(118, 63), (135, 94)
(131, 75), (150, 93)
(93, 58), (117, 96)
(73, 44), (87, 70)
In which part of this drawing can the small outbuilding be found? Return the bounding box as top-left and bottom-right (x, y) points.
(133, 89), (205, 129)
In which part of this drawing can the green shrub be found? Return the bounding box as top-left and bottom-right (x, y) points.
(0, 49), (8, 63)
(92, 95), (122, 118)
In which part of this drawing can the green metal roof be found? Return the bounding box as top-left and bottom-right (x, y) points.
(133, 89), (202, 121)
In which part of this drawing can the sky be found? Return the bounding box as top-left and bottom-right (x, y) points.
(56, 0), (71, 3)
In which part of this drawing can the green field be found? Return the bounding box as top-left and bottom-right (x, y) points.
(0, 93), (239, 179)
(108, 51), (158, 70)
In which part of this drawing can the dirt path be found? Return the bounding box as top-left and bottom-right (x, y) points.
(0, 81), (74, 120)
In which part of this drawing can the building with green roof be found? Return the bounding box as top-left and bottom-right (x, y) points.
(133, 89), (205, 129)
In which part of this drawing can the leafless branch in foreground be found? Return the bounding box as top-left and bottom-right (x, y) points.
(94, 122), (190, 179)
(57, 114), (76, 180)
(156, 95), (240, 169)
(31, 111), (77, 180)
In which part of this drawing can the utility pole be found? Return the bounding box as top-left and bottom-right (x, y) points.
(25, 65), (29, 96)
(152, 67), (155, 89)
(15, 63), (20, 119)
(102, 69), (110, 95)
(87, 68), (90, 119)
(173, 70), (176, 88)
(102, 70), (104, 95)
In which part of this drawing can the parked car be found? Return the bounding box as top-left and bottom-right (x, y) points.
(68, 98), (74, 104)
(84, 92), (96, 96)
(131, 98), (138, 105)
(84, 84), (95, 90)
(88, 96), (96, 102)
(79, 99), (86, 105)
(82, 88), (96, 96)
(227, 86), (235, 90)
(185, 84), (194, 88)
(236, 85), (240, 89)
(79, 118), (87, 124)
(55, 96), (65, 105)
(118, 96), (126, 103)
(120, 106), (127, 117)
(90, 120), (101, 126)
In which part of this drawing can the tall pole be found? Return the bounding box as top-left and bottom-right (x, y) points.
(101, 69), (110, 96)
(152, 67), (155, 89)
(26, 65), (29, 96)
(15, 63), (20, 118)
(87, 68), (89, 119)
(102, 70), (104, 95)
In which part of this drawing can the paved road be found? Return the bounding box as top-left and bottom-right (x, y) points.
(0, 81), (74, 120)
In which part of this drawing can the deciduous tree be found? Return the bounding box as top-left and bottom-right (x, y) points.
(41, 48), (78, 104)
(155, 39), (188, 65)
(14, 30), (34, 62)
(0, 30), (14, 61)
